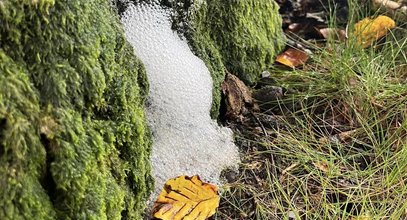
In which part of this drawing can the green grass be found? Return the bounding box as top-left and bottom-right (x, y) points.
(214, 2), (407, 219)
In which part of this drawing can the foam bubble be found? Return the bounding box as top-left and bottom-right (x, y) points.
(121, 1), (239, 199)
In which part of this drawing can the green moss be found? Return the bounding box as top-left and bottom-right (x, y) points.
(0, 0), (152, 219)
(167, 0), (285, 118)
(197, 0), (286, 85)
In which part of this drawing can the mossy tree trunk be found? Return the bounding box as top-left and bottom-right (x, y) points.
(0, 0), (152, 219)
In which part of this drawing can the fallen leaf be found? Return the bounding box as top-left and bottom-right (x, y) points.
(222, 72), (256, 119)
(275, 48), (309, 68)
(373, 0), (401, 10)
(350, 214), (372, 220)
(152, 175), (220, 220)
(354, 15), (396, 48)
(318, 129), (357, 145)
(313, 161), (329, 173)
(318, 27), (347, 41)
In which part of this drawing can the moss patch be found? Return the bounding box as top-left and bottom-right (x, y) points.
(166, 0), (286, 118)
(0, 0), (152, 219)
(196, 0), (286, 84)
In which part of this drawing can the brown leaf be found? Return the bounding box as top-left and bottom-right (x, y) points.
(318, 28), (347, 41)
(275, 48), (309, 68)
(312, 161), (329, 173)
(373, 0), (401, 10)
(152, 175), (220, 220)
(222, 72), (255, 119)
(354, 15), (396, 48)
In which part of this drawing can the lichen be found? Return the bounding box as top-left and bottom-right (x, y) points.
(165, 0), (286, 118)
(0, 0), (152, 219)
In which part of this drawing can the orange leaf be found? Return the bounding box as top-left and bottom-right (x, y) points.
(152, 175), (220, 220)
(354, 15), (396, 48)
(275, 48), (309, 68)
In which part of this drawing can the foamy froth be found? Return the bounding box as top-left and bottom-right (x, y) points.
(121, 1), (239, 200)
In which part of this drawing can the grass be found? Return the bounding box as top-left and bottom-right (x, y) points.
(213, 1), (407, 219)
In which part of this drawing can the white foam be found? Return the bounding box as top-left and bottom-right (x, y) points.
(121, 1), (239, 198)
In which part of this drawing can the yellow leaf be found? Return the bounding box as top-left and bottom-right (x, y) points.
(350, 214), (371, 220)
(152, 175), (220, 220)
(354, 15), (396, 48)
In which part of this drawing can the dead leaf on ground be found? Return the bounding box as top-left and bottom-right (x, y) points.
(275, 48), (309, 68)
(318, 27), (347, 41)
(312, 161), (329, 173)
(354, 15), (396, 48)
(319, 129), (358, 145)
(373, 0), (407, 23)
(222, 72), (257, 119)
(152, 175), (220, 220)
(373, 0), (401, 10)
(350, 214), (372, 220)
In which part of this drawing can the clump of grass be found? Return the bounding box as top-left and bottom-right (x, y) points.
(214, 1), (407, 219)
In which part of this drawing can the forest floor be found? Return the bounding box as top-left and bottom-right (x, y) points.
(213, 0), (407, 219)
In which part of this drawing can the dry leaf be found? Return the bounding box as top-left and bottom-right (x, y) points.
(318, 129), (357, 145)
(313, 161), (329, 173)
(373, 0), (401, 10)
(222, 72), (256, 119)
(152, 175), (220, 220)
(350, 214), (372, 220)
(275, 48), (309, 68)
(318, 28), (347, 41)
(354, 15), (396, 48)
(373, 0), (407, 23)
